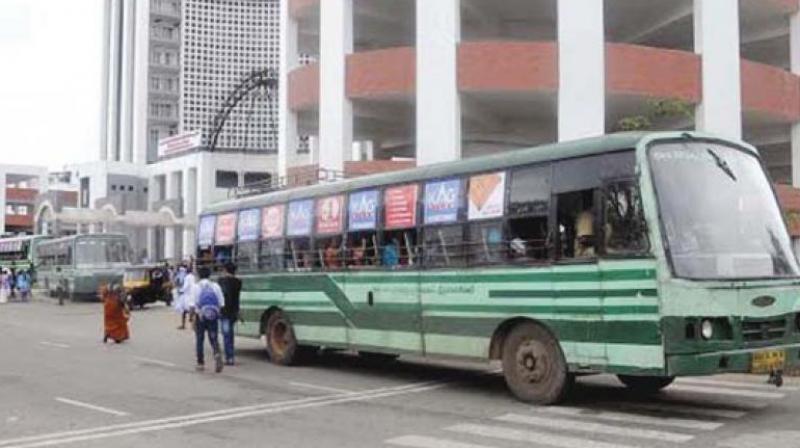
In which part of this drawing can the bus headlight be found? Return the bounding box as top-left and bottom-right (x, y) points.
(701, 319), (714, 340)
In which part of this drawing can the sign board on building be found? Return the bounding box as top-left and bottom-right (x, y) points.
(384, 184), (418, 230)
(158, 130), (203, 159)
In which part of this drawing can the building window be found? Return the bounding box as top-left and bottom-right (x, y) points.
(243, 172), (270, 186)
(215, 170), (238, 188)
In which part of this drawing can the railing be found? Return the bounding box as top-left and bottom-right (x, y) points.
(228, 168), (347, 198)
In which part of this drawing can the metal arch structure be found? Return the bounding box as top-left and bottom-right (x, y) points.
(207, 68), (279, 152)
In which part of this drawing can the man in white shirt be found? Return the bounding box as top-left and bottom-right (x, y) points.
(190, 266), (226, 373)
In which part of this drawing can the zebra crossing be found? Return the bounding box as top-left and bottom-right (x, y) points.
(384, 376), (793, 448)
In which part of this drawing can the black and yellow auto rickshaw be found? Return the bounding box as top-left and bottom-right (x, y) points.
(123, 264), (172, 309)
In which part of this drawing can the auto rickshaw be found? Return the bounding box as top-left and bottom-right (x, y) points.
(123, 264), (172, 309)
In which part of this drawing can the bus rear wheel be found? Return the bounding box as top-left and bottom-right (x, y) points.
(617, 375), (675, 393)
(502, 322), (572, 405)
(265, 311), (314, 366)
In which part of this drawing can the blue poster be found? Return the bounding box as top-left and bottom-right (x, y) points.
(424, 179), (461, 224)
(287, 199), (314, 236)
(237, 208), (260, 241)
(197, 215), (216, 248)
(348, 190), (378, 231)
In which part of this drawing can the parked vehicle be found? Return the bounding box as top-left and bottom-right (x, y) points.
(123, 264), (172, 309)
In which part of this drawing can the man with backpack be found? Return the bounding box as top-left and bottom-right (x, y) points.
(189, 266), (225, 373)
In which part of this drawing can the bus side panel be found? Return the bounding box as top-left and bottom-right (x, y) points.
(345, 271), (423, 354)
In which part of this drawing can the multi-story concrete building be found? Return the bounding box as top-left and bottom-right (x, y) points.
(0, 165), (48, 235)
(43, 0), (281, 262)
(279, 0), (800, 188)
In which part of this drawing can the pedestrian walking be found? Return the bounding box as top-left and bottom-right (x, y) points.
(16, 270), (31, 302)
(102, 283), (130, 343)
(0, 268), (9, 304)
(189, 266), (225, 373)
(218, 262), (242, 366)
(8, 268), (16, 300)
(174, 264), (195, 330)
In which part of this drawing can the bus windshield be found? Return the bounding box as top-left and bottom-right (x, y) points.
(649, 141), (800, 280)
(75, 238), (130, 267)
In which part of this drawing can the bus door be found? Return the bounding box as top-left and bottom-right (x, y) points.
(344, 237), (423, 355)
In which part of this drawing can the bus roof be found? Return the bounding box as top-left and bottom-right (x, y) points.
(36, 233), (130, 246)
(205, 131), (754, 214)
(0, 235), (49, 244)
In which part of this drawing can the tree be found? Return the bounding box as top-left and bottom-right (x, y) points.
(614, 98), (695, 132)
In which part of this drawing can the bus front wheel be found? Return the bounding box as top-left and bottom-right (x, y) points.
(265, 311), (315, 366)
(617, 375), (675, 393)
(501, 322), (572, 405)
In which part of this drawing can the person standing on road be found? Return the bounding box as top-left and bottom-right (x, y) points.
(16, 270), (31, 302)
(174, 264), (195, 330)
(0, 268), (8, 304)
(189, 266), (225, 373)
(218, 262), (242, 366)
(102, 283), (130, 344)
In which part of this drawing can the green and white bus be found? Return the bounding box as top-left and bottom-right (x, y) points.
(0, 235), (50, 282)
(200, 132), (800, 404)
(36, 234), (131, 300)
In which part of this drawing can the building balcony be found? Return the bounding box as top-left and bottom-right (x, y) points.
(5, 187), (37, 203)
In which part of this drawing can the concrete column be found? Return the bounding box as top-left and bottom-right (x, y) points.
(99, 0), (111, 161)
(791, 11), (800, 187)
(106, 0), (122, 161)
(319, 0), (354, 173)
(278, 0), (300, 178)
(181, 168), (197, 259)
(694, 0), (742, 139)
(119, 0), (136, 163)
(557, 0), (605, 141)
(146, 227), (156, 262)
(416, 0), (461, 165)
(164, 171), (180, 261)
(0, 171), (6, 234)
(164, 227), (176, 262)
(132, 0), (151, 165)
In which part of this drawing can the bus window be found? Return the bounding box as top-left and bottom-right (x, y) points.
(423, 225), (465, 268)
(235, 241), (260, 272)
(603, 180), (648, 255)
(260, 239), (285, 271)
(556, 189), (597, 259)
(506, 164), (552, 262)
(382, 230), (416, 268)
(468, 220), (505, 265)
(214, 246), (234, 269)
(347, 231), (378, 267)
(507, 216), (549, 262)
(288, 238), (312, 270)
(316, 236), (342, 270)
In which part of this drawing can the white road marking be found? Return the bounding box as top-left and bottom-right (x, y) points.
(132, 357), (177, 368)
(668, 384), (785, 400)
(618, 402), (748, 419)
(38, 342), (69, 349)
(54, 398), (129, 417)
(0, 380), (447, 448)
(676, 378), (799, 392)
(386, 435), (497, 448)
(447, 423), (640, 448)
(538, 406), (723, 430)
(289, 381), (354, 394)
(495, 413), (693, 443)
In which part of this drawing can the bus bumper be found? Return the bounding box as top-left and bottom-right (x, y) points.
(667, 343), (800, 376)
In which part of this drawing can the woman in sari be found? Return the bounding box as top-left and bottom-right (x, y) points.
(103, 283), (130, 343)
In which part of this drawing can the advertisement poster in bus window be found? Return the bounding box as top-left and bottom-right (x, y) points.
(287, 200), (314, 236)
(424, 179), (462, 225)
(384, 184), (418, 229)
(349, 190), (378, 231)
(237, 209), (260, 242)
(316, 195), (344, 235)
(198, 215), (216, 248)
(261, 205), (285, 239)
(468, 172), (506, 220)
(215, 213), (237, 245)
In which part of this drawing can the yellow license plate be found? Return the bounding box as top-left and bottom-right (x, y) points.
(751, 350), (786, 373)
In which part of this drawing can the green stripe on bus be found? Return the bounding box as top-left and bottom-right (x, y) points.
(336, 269), (656, 285)
(489, 288), (658, 299)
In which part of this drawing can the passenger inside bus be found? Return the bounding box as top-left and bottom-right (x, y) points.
(557, 190), (596, 259)
(382, 238), (400, 268)
(507, 217), (549, 261)
(322, 238), (341, 269)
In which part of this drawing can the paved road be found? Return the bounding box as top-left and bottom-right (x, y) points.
(1, 298), (799, 448)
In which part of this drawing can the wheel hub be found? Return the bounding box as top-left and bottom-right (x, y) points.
(515, 340), (548, 383)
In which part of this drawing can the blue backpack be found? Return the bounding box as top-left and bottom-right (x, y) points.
(197, 284), (220, 321)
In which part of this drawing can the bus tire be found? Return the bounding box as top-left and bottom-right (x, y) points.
(501, 322), (572, 405)
(265, 311), (314, 366)
(617, 375), (675, 393)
